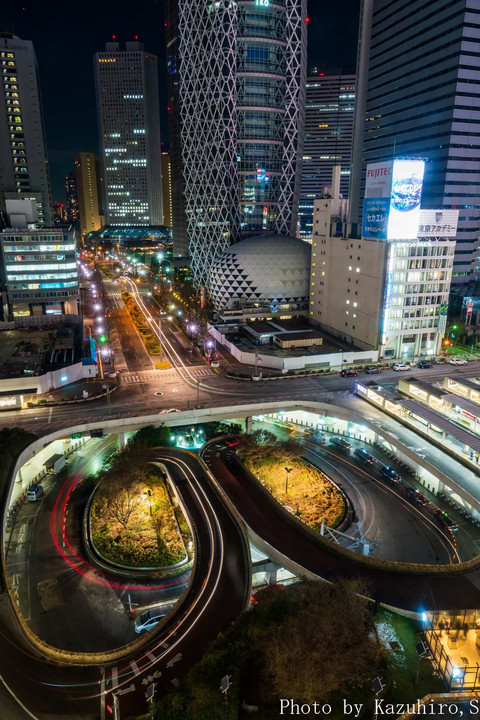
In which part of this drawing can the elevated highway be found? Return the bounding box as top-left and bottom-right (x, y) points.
(202, 440), (480, 613)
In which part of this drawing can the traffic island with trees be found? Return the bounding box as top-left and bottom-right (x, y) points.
(121, 290), (165, 358)
(236, 429), (346, 530)
(146, 580), (442, 720)
(89, 441), (191, 569)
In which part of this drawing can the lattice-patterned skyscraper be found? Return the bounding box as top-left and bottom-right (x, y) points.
(166, 0), (307, 285)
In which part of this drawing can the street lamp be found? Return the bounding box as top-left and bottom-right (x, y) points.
(285, 467), (293, 494)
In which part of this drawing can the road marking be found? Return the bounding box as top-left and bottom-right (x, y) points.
(111, 666), (118, 690)
(48, 407), (53, 424)
(147, 651), (156, 662)
(166, 652), (183, 668)
(117, 683), (136, 696)
(130, 660), (141, 676)
(142, 670), (161, 685)
(100, 667), (106, 720)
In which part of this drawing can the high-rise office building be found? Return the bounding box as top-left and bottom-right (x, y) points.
(350, 0), (480, 285)
(94, 39), (163, 226)
(0, 32), (52, 227)
(165, 0), (307, 285)
(299, 67), (355, 242)
(65, 171), (79, 224)
(74, 152), (104, 237)
(161, 150), (172, 228)
(165, 2), (187, 256)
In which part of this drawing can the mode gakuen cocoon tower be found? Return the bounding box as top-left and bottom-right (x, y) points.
(165, 0), (307, 284)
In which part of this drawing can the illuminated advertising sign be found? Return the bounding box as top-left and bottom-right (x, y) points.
(386, 159), (425, 240)
(365, 161), (393, 197)
(362, 159), (425, 240)
(362, 161), (393, 239)
(362, 198), (389, 239)
(0, 395), (21, 410)
(417, 209), (459, 238)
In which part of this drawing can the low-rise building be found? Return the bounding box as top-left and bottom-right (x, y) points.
(0, 228), (79, 318)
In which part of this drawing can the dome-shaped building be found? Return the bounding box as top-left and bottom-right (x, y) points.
(209, 235), (311, 311)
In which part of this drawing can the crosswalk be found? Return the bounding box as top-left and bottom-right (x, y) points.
(120, 370), (159, 384)
(120, 367), (215, 384)
(189, 367), (216, 378)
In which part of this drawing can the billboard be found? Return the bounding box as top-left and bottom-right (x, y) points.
(362, 198), (390, 239)
(386, 159), (425, 240)
(362, 159), (425, 240)
(417, 209), (459, 238)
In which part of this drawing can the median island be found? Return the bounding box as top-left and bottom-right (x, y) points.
(237, 429), (346, 530)
(90, 443), (190, 569)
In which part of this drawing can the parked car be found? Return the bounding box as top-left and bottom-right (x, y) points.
(433, 509), (458, 532)
(340, 369), (358, 377)
(379, 466), (401, 484)
(329, 437), (352, 452)
(392, 363), (411, 372)
(365, 366), (381, 374)
(405, 486), (428, 505)
(211, 361), (220, 368)
(435, 356), (447, 364)
(353, 448), (375, 467)
(26, 484), (44, 502)
(134, 605), (173, 634)
(417, 361), (432, 369)
(449, 357), (467, 365)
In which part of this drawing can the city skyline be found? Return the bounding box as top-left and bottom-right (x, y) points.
(0, 0), (361, 201)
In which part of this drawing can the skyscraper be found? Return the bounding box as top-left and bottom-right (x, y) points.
(74, 152), (104, 237)
(0, 32), (52, 227)
(166, 0), (307, 285)
(299, 67), (355, 242)
(165, 1), (188, 255)
(161, 150), (172, 228)
(94, 39), (163, 226)
(350, 0), (480, 285)
(65, 171), (79, 224)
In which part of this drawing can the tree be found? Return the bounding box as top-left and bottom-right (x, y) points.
(134, 424), (172, 448)
(107, 483), (141, 530)
(258, 581), (383, 703)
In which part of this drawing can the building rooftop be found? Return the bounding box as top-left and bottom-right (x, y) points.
(87, 225), (172, 241)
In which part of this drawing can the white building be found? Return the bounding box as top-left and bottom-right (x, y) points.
(310, 164), (456, 360)
(0, 33), (52, 227)
(0, 228), (79, 318)
(94, 40), (163, 226)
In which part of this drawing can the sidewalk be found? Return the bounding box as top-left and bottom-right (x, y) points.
(27, 376), (116, 407)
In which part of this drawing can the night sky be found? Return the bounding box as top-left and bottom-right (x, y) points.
(1, 0), (361, 201)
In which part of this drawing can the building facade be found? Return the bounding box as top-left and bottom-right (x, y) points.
(0, 228), (79, 318)
(166, 0), (307, 284)
(161, 150), (172, 228)
(299, 67), (355, 242)
(165, 1), (188, 257)
(0, 33), (52, 227)
(94, 40), (163, 226)
(350, 0), (480, 285)
(65, 171), (79, 224)
(310, 196), (456, 360)
(74, 152), (104, 237)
